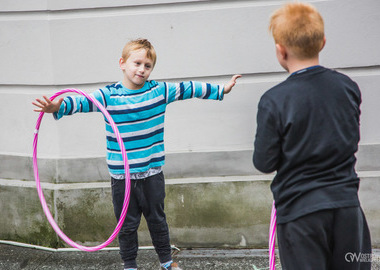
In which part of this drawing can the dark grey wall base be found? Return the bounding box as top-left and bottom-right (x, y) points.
(1, 145), (379, 248)
(0, 173), (379, 248)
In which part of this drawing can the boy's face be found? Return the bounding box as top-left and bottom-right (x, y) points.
(119, 49), (154, 90)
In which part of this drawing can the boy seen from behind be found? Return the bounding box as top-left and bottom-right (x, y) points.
(253, 3), (371, 269)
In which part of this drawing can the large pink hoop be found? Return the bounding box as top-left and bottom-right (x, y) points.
(269, 200), (277, 269)
(33, 88), (130, 252)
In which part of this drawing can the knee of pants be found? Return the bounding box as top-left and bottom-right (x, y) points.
(147, 219), (168, 233)
(119, 222), (140, 235)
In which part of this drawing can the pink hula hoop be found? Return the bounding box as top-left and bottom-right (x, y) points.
(269, 200), (277, 269)
(33, 88), (131, 252)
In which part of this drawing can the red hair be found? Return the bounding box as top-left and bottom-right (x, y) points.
(269, 2), (325, 59)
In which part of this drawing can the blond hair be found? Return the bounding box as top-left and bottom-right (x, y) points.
(269, 2), (324, 59)
(121, 38), (157, 66)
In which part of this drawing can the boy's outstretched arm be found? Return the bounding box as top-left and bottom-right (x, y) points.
(32, 96), (63, 113)
(223, 74), (242, 94)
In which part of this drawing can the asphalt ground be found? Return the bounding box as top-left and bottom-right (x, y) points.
(0, 242), (379, 270)
(0, 242), (276, 270)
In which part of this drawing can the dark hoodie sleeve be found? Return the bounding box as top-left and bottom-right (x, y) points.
(253, 95), (281, 173)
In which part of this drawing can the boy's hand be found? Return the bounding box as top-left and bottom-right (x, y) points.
(32, 96), (64, 113)
(223, 74), (242, 94)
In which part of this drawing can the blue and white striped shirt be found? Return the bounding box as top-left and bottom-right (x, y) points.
(54, 80), (224, 177)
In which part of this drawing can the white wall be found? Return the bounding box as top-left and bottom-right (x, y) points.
(0, 0), (379, 161)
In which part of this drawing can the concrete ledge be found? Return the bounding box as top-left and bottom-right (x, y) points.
(1, 144), (379, 182)
(0, 154), (109, 183)
(357, 144), (380, 171)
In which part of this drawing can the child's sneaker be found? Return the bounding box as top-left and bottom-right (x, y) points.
(170, 262), (182, 270)
(160, 261), (182, 270)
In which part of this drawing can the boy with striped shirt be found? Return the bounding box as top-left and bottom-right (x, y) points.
(33, 38), (240, 270)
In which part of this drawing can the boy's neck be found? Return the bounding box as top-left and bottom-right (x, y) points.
(121, 79), (145, 90)
(287, 56), (320, 74)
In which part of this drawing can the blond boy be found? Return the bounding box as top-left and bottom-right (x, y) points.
(33, 38), (240, 270)
(253, 3), (371, 269)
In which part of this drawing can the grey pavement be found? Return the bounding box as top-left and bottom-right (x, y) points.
(0, 243), (276, 270)
(0, 242), (379, 270)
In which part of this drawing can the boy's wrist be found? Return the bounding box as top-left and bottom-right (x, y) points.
(219, 85), (225, 100)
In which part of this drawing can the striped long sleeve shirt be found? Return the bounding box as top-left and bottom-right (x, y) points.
(54, 80), (224, 177)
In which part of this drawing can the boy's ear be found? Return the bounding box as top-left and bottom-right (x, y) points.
(276, 44), (287, 60)
(119, 57), (126, 70)
(320, 36), (327, 51)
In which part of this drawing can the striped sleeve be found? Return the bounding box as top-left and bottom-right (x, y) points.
(53, 88), (109, 120)
(165, 81), (224, 104)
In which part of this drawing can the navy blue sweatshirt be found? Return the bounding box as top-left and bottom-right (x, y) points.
(253, 66), (361, 224)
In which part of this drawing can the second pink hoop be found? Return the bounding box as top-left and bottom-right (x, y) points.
(33, 88), (131, 252)
(269, 200), (277, 270)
